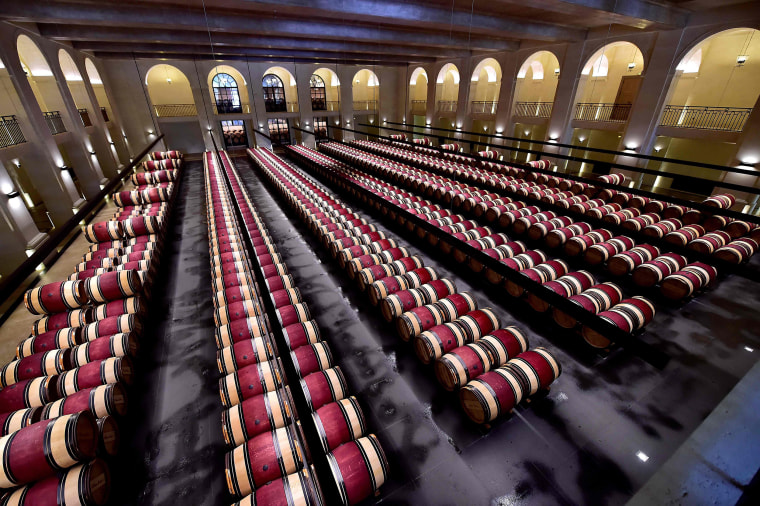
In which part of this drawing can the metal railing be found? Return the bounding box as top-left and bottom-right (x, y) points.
(513, 101), (553, 118)
(78, 108), (92, 127)
(353, 100), (377, 111)
(326, 101), (340, 112)
(100, 107), (109, 122)
(410, 100), (427, 113)
(43, 111), (66, 135)
(471, 101), (498, 114)
(659, 105), (752, 132)
(437, 100), (457, 113)
(0, 115), (26, 148)
(574, 103), (631, 122)
(214, 102), (250, 114)
(154, 104), (197, 117)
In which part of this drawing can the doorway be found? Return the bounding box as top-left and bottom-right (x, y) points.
(221, 120), (248, 148)
(267, 118), (290, 145)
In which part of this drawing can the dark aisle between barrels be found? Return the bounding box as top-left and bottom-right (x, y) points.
(110, 159), (228, 505)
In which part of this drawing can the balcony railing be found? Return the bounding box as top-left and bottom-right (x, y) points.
(154, 104), (197, 117)
(437, 100), (457, 113)
(353, 100), (377, 111)
(411, 100), (426, 113)
(326, 101), (340, 112)
(101, 107), (109, 122)
(659, 105), (752, 132)
(0, 115), (26, 149)
(471, 101), (499, 114)
(514, 101), (553, 118)
(78, 108), (92, 127)
(214, 102), (250, 114)
(574, 103), (631, 122)
(44, 111), (66, 135)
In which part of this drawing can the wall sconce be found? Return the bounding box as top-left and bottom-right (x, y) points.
(624, 144), (638, 151)
(524, 130), (530, 136)
(346, 120), (350, 125)
(166, 78), (172, 84)
(60, 165), (73, 172)
(5, 190), (20, 199)
(483, 126), (488, 131)
(628, 63), (636, 70)
(90, 151), (97, 155)
(109, 141), (115, 146)
(737, 55), (748, 66)
(426, 120), (431, 125)
(739, 160), (757, 167)
(578, 136), (586, 142)
(554, 68), (560, 75)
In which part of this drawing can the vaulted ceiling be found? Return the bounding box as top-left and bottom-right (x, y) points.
(0, 0), (753, 65)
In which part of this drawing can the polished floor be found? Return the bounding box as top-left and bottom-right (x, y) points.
(0, 154), (757, 505)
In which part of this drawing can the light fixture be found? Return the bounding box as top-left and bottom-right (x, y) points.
(549, 133), (559, 140)
(25, 248), (34, 257)
(554, 68), (560, 75)
(369, 118), (374, 124)
(346, 120), (350, 125)
(636, 451), (649, 462)
(737, 55), (748, 66)
(654, 146), (662, 153)
(109, 141), (115, 146)
(207, 126), (212, 131)
(625, 144), (638, 151)
(496, 128), (503, 134)
(524, 130), (530, 136)
(739, 159), (757, 167)
(628, 63), (636, 70)
(483, 126), (488, 131)
(426, 120), (431, 125)
(90, 151), (96, 155)
(335, 120), (339, 125)
(166, 78), (172, 84)
(5, 190), (19, 199)
(35, 263), (45, 272)
(745, 346), (755, 352)
(578, 136), (586, 142)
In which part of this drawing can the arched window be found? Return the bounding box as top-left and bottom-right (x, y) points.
(263, 74), (286, 112)
(213, 73), (242, 113)
(311, 74), (326, 111)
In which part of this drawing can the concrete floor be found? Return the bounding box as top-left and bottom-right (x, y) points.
(0, 152), (757, 505)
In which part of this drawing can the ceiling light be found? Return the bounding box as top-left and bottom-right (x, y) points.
(166, 78), (172, 84)
(737, 55), (748, 65)
(628, 63), (636, 70)
(745, 346), (755, 352)
(636, 451), (649, 462)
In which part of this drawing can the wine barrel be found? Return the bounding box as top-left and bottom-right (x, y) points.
(291, 343), (333, 378)
(300, 367), (348, 411)
(381, 279), (456, 323)
(326, 435), (388, 506)
(225, 425), (305, 498)
(631, 254), (688, 288)
(0, 411), (98, 488)
(459, 367), (526, 424)
(265, 275), (295, 293)
(713, 237), (758, 264)
(545, 223), (592, 249)
(218, 337), (274, 375)
(30, 309), (92, 336)
(435, 341), (493, 391)
(506, 260), (569, 298)
(231, 467), (324, 506)
(24, 281), (88, 315)
(213, 285), (259, 309)
(505, 348), (561, 396)
(0, 350), (72, 387)
(84, 221), (123, 243)
(216, 316), (271, 349)
(313, 397), (366, 453)
(276, 304), (311, 328)
(526, 271), (596, 313)
(553, 282), (623, 329)
(0, 376), (59, 412)
(81, 314), (142, 342)
(584, 236), (635, 266)
(0, 457), (110, 506)
(688, 231), (730, 254)
(622, 213), (659, 232)
(0, 408), (42, 437)
(41, 383), (128, 419)
(664, 225), (705, 246)
(282, 321), (321, 350)
(704, 193), (736, 209)
(83, 271), (142, 304)
(222, 387), (294, 447)
(415, 308), (497, 364)
(219, 361), (283, 407)
(16, 328), (83, 359)
(214, 300), (264, 327)
(607, 245), (660, 276)
(122, 215), (163, 237)
(56, 357), (133, 396)
(661, 262), (718, 300)
(71, 333), (138, 367)
(92, 297), (144, 321)
(270, 289), (303, 310)
(642, 218), (682, 239)
(582, 296), (656, 348)
(564, 229), (613, 257)
(96, 416), (120, 457)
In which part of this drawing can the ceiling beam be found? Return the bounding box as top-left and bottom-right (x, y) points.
(0, 1), (519, 51)
(73, 41), (435, 63)
(91, 51), (408, 66)
(219, 0), (587, 42)
(39, 25), (476, 59)
(492, 0), (689, 28)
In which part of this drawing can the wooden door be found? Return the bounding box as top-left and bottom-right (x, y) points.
(611, 76), (643, 121)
